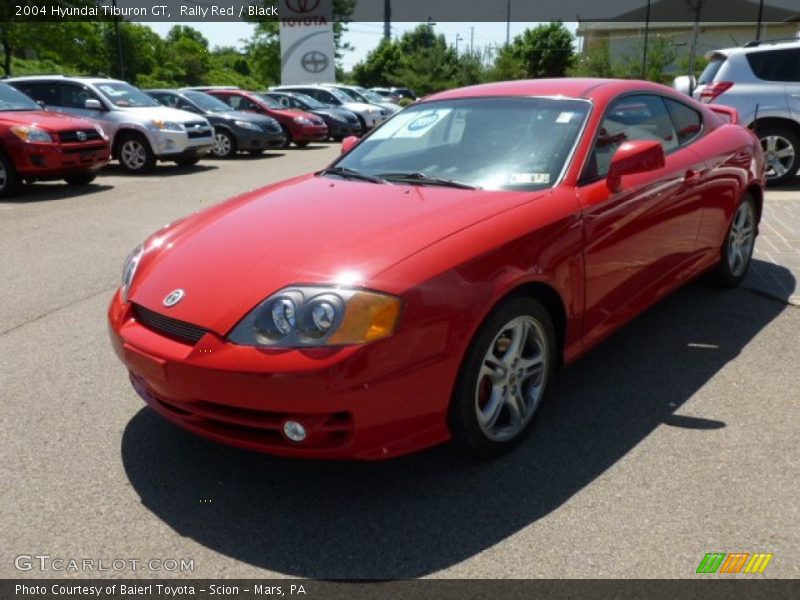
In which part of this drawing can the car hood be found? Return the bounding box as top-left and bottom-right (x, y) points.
(211, 110), (278, 125)
(0, 109), (100, 131)
(131, 175), (544, 334)
(115, 106), (205, 123)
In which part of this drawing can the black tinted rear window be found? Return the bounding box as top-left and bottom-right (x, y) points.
(746, 48), (800, 82)
(698, 56), (726, 85)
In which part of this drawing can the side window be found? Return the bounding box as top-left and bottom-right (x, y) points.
(222, 95), (241, 109)
(59, 84), (101, 109)
(584, 94), (678, 181)
(664, 98), (703, 145)
(746, 48), (800, 82)
(15, 82), (59, 105)
(152, 93), (176, 108)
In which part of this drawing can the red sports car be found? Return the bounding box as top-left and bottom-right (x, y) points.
(108, 79), (765, 460)
(204, 89), (328, 148)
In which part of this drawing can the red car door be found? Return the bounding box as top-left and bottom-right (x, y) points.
(576, 93), (708, 348)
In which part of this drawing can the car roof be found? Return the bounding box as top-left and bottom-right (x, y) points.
(706, 39), (800, 59)
(426, 78), (672, 102)
(6, 75), (125, 85)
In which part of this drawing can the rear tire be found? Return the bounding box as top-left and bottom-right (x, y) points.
(758, 127), (800, 186)
(64, 173), (97, 186)
(116, 133), (155, 173)
(280, 127), (292, 149)
(0, 152), (21, 198)
(449, 297), (556, 458)
(716, 194), (757, 288)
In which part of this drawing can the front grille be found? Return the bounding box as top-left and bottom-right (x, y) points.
(344, 115), (357, 124)
(187, 129), (212, 139)
(132, 303), (208, 345)
(59, 129), (103, 143)
(261, 122), (281, 133)
(184, 121), (208, 129)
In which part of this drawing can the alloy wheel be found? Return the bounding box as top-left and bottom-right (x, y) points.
(121, 140), (147, 170)
(761, 134), (796, 180)
(727, 201), (755, 277)
(0, 162), (6, 191)
(213, 132), (232, 157)
(475, 316), (549, 442)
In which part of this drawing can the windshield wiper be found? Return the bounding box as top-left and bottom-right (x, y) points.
(378, 171), (479, 190)
(317, 166), (386, 184)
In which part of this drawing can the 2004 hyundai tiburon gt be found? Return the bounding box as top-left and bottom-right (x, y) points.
(109, 79), (764, 460)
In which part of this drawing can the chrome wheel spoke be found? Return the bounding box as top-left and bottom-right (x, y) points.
(474, 315), (549, 442)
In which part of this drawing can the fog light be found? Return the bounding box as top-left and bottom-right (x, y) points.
(283, 421), (306, 442)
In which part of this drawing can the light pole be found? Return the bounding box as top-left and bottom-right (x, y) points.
(112, 0), (124, 79)
(506, 0), (511, 46)
(641, 0), (652, 79)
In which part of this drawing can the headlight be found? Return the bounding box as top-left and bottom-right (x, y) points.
(293, 116), (313, 125)
(234, 120), (261, 131)
(94, 125), (108, 140)
(149, 120), (184, 132)
(228, 286), (402, 348)
(121, 244), (144, 303)
(367, 108), (382, 115)
(10, 126), (53, 143)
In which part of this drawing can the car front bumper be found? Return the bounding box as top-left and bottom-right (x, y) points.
(150, 129), (214, 158)
(13, 141), (110, 178)
(291, 124), (329, 142)
(108, 291), (454, 460)
(234, 128), (285, 150)
(327, 121), (363, 138)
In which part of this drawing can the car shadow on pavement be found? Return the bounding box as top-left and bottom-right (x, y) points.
(1, 183), (114, 204)
(101, 164), (218, 177)
(121, 261), (795, 579)
(205, 153), (287, 161)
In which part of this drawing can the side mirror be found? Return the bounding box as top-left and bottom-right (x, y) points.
(341, 135), (359, 154)
(84, 98), (103, 110)
(607, 140), (665, 192)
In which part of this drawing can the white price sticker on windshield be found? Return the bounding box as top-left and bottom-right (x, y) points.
(509, 173), (550, 184)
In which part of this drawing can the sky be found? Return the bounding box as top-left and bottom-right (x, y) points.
(146, 21), (578, 71)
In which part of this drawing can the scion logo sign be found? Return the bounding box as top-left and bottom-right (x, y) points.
(301, 50), (329, 73)
(286, 0), (321, 13)
(76, 131), (87, 141)
(696, 552), (773, 574)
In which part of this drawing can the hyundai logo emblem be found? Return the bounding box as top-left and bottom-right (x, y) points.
(163, 289), (185, 307)
(76, 131), (87, 141)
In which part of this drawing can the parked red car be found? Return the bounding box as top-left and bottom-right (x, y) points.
(109, 79), (764, 460)
(0, 82), (110, 197)
(203, 89), (328, 148)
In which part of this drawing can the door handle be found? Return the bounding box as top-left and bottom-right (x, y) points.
(684, 169), (701, 184)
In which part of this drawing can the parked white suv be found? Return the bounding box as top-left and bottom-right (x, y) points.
(8, 76), (215, 173)
(271, 84), (390, 130)
(674, 39), (800, 185)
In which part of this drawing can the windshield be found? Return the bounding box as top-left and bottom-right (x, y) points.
(94, 82), (159, 107)
(333, 97), (590, 191)
(327, 88), (356, 103)
(290, 92), (325, 109)
(0, 83), (40, 111)
(360, 89), (387, 103)
(254, 94), (281, 109)
(183, 90), (232, 112)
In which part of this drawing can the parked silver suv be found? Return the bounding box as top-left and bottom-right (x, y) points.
(8, 76), (215, 173)
(677, 39), (800, 185)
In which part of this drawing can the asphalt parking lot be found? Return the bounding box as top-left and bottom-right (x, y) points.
(1, 145), (797, 579)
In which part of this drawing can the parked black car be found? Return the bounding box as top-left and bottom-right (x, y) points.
(145, 89), (285, 158)
(262, 91), (363, 140)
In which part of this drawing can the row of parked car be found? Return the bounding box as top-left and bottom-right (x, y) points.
(0, 75), (414, 197)
(673, 38), (800, 185)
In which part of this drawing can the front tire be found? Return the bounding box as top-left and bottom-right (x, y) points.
(280, 127), (292, 149)
(0, 152), (21, 198)
(759, 127), (800, 186)
(716, 194), (757, 287)
(449, 297), (556, 458)
(64, 173), (97, 186)
(294, 140), (309, 148)
(116, 134), (155, 173)
(212, 129), (236, 158)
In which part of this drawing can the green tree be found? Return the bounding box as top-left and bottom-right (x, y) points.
(567, 40), (615, 78)
(351, 38), (402, 87)
(490, 22), (574, 81)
